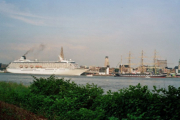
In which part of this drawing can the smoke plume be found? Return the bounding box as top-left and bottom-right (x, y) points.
(24, 47), (35, 56)
(23, 44), (46, 56)
(38, 44), (45, 51)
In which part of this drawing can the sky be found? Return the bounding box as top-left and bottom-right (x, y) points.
(0, 0), (180, 68)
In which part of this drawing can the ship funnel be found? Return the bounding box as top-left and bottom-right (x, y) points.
(22, 56), (26, 60)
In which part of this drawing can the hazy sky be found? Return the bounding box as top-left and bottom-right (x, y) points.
(0, 0), (180, 68)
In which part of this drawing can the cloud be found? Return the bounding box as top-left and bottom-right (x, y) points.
(45, 42), (88, 51)
(10, 15), (45, 26)
(1, 42), (87, 55)
(0, 0), (46, 26)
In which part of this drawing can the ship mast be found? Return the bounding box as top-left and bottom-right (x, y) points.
(128, 51), (131, 73)
(121, 55), (122, 74)
(141, 50), (144, 73)
(154, 50), (157, 74)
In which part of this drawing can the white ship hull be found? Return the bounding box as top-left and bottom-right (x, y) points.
(7, 68), (87, 76)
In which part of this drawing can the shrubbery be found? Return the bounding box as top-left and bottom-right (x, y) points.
(0, 75), (180, 120)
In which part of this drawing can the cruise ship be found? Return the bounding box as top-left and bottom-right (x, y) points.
(6, 50), (88, 75)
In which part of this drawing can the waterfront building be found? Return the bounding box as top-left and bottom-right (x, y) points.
(174, 66), (178, 69)
(157, 60), (167, 68)
(119, 65), (132, 74)
(89, 66), (96, 71)
(157, 59), (167, 73)
(99, 67), (106, 75)
(0, 63), (8, 70)
(178, 59), (180, 70)
(104, 56), (110, 67)
(80, 65), (89, 69)
(175, 59), (180, 75)
(88, 66), (99, 73)
(164, 67), (171, 74)
(103, 56), (110, 75)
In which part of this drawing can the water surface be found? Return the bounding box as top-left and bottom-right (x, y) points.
(0, 73), (180, 93)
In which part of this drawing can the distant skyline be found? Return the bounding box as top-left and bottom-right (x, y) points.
(0, 0), (180, 68)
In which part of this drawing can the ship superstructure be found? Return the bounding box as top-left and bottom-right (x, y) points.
(6, 48), (88, 75)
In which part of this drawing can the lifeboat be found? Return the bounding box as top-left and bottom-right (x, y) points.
(25, 65), (28, 68)
(39, 66), (42, 68)
(30, 65), (34, 68)
(35, 65), (39, 68)
(19, 65), (23, 68)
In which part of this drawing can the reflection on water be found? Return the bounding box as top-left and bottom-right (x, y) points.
(0, 73), (180, 93)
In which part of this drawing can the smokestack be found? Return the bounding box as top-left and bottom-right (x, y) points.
(60, 47), (64, 59)
(22, 56), (26, 60)
(104, 56), (110, 67)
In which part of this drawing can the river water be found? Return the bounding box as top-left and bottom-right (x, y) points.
(0, 73), (180, 93)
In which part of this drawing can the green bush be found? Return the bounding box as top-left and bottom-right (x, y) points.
(0, 76), (180, 119)
(92, 83), (180, 120)
(28, 75), (104, 119)
(0, 82), (30, 106)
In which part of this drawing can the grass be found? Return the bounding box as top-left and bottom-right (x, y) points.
(0, 82), (47, 120)
(0, 82), (29, 103)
